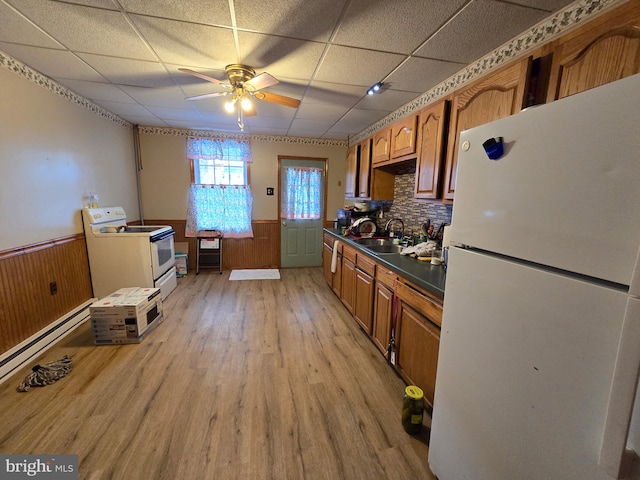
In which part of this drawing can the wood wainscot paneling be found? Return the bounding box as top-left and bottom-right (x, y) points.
(145, 220), (280, 271)
(0, 235), (93, 355)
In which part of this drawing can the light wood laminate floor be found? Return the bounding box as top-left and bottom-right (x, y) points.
(0, 268), (435, 479)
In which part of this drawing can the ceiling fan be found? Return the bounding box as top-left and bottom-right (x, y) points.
(179, 64), (301, 131)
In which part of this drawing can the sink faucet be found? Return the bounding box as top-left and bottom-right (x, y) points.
(384, 218), (404, 238)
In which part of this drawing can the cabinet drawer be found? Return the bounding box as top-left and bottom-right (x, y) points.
(396, 282), (443, 327)
(343, 244), (357, 263)
(375, 266), (398, 288)
(356, 253), (376, 276)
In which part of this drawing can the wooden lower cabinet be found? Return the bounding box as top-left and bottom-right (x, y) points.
(354, 268), (375, 334)
(322, 237), (342, 296)
(372, 281), (393, 356)
(396, 300), (441, 407)
(341, 257), (356, 314)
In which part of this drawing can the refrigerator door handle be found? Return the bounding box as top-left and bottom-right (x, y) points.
(599, 296), (640, 478)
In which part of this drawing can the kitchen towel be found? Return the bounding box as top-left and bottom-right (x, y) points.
(331, 240), (339, 273)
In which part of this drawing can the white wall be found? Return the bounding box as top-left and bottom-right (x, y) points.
(138, 133), (347, 222)
(0, 65), (138, 251)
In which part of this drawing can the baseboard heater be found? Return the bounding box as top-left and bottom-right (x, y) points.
(0, 299), (95, 385)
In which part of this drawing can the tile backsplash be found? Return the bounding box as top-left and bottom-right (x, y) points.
(383, 173), (452, 237)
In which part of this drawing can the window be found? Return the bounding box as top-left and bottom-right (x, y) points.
(185, 137), (254, 239)
(188, 137), (251, 185)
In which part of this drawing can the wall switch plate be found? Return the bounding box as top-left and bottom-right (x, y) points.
(266, 187), (274, 195)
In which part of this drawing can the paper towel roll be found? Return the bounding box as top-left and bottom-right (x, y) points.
(442, 225), (452, 248)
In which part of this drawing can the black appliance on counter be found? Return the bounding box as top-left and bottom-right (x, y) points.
(336, 208), (379, 229)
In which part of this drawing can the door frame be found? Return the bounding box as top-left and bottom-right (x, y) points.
(277, 155), (329, 267)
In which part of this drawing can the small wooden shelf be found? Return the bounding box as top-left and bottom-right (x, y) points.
(196, 230), (223, 274)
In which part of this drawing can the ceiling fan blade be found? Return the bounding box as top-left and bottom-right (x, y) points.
(178, 68), (226, 85)
(254, 91), (300, 108)
(245, 72), (279, 91)
(185, 91), (230, 101)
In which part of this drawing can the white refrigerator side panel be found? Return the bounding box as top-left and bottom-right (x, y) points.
(452, 73), (640, 286)
(429, 247), (629, 480)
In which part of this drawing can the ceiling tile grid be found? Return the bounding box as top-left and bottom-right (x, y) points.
(0, 0), (621, 140)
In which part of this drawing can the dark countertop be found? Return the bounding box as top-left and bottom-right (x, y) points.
(323, 229), (446, 299)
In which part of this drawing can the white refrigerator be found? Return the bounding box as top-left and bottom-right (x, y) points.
(429, 73), (640, 480)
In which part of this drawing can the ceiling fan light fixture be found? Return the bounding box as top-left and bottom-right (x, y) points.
(224, 99), (236, 113)
(240, 96), (253, 111)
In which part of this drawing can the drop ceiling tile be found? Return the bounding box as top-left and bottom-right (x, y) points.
(0, 2), (63, 48)
(130, 15), (236, 69)
(314, 45), (404, 86)
(251, 101), (296, 120)
(118, 0), (232, 26)
(245, 116), (292, 129)
(287, 118), (337, 133)
(302, 80), (365, 106)
(354, 89), (416, 112)
(56, 0), (118, 8)
(121, 115), (168, 127)
(97, 101), (152, 116)
(52, 78), (136, 103)
(295, 103), (350, 121)
(7, 0), (156, 60)
(118, 85), (194, 107)
(508, 0), (574, 11)
(414, 0), (550, 64)
(188, 97), (234, 114)
(330, 107), (388, 132)
(333, 0), (467, 54)
(76, 53), (174, 88)
(237, 32), (326, 80)
(0, 43), (103, 81)
(384, 57), (465, 93)
(234, 0), (347, 42)
(144, 106), (202, 121)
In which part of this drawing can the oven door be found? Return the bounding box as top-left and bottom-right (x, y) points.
(150, 230), (175, 279)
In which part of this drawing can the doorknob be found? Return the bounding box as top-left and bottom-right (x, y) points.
(281, 221), (287, 226)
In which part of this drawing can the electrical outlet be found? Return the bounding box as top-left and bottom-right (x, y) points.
(50, 281), (57, 295)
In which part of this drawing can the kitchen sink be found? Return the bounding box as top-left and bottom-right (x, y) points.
(354, 238), (394, 247)
(365, 244), (404, 254)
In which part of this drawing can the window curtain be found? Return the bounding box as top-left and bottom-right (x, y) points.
(281, 167), (322, 220)
(186, 137), (252, 163)
(185, 185), (254, 238)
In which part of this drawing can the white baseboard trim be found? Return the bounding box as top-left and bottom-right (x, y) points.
(0, 298), (96, 385)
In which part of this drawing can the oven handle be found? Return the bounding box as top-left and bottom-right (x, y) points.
(150, 230), (175, 242)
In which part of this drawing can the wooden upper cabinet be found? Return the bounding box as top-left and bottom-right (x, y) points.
(547, 1), (640, 102)
(442, 57), (530, 201)
(414, 100), (449, 200)
(371, 128), (391, 164)
(358, 138), (372, 198)
(345, 144), (358, 198)
(390, 115), (418, 159)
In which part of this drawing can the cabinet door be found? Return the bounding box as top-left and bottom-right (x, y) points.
(345, 145), (358, 198)
(358, 138), (371, 198)
(396, 301), (440, 406)
(332, 254), (342, 297)
(414, 100), (448, 200)
(371, 128), (391, 164)
(547, 1), (640, 101)
(443, 57), (530, 201)
(354, 269), (374, 335)
(372, 282), (393, 356)
(390, 115), (418, 158)
(341, 258), (356, 314)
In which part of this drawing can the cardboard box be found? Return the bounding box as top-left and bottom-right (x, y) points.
(90, 287), (163, 344)
(175, 252), (188, 277)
